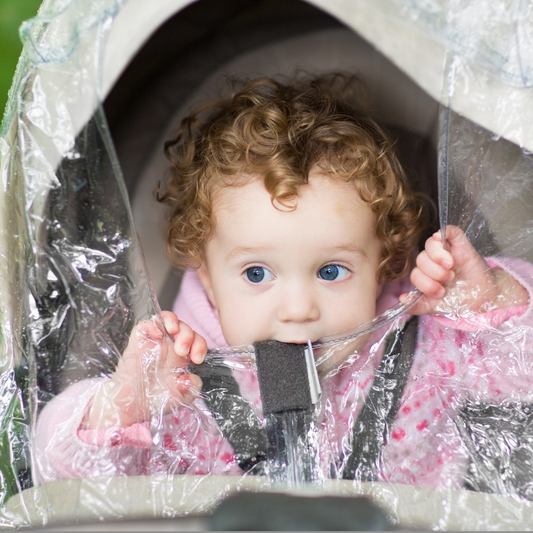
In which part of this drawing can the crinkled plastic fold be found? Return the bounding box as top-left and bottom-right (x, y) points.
(2, 0), (533, 530)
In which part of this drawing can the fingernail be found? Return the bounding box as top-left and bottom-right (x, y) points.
(445, 271), (455, 282)
(177, 344), (190, 356)
(180, 378), (199, 400)
(191, 351), (205, 364)
(442, 260), (452, 269)
(178, 377), (191, 394)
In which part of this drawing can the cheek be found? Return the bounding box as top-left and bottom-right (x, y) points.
(345, 296), (376, 324)
(218, 310), (260, 346)
(218, 315), (239, 346)
(217, 287), (279, 345)
(332, 280), (378, 330)
(215, 290), (259, 346)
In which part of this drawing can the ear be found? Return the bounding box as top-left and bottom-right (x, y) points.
(197, 263), (217, 309)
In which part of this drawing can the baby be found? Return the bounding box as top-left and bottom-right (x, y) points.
(36, 74), (533, 488)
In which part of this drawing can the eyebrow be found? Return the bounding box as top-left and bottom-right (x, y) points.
(225, 246), (270, 263)
(225, 244), (369, 263)
(325, 244), (369, 261)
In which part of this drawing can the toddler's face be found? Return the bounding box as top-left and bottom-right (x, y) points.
(197, 169), (383, 347)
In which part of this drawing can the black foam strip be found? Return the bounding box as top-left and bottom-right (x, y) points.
(254, 340), (311, 414)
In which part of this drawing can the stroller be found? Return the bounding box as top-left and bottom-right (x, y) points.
(2, 0), (533, 529)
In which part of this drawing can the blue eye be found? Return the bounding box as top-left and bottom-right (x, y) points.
(318, 264), (349, 281)
(246, 266), (274, 283)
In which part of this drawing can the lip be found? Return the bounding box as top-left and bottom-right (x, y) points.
(279, 339), (315, 345)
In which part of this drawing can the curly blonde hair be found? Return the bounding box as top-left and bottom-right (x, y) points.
(158, 73), (428, 281)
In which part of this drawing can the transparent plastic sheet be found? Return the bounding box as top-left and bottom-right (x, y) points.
(388, 0), (533, 88)
(370, 0), (533, 155)
(2, 0), (533, 531)
(435, 103), (533, 502)
(0, 0), (158, 525)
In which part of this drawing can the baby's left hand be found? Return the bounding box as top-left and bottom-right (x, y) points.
(404, 225), (529, 316)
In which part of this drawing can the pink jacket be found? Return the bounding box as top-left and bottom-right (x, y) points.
(34, 257), (533, 488)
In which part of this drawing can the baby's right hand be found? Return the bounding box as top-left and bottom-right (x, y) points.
(83, 311), (207, 430)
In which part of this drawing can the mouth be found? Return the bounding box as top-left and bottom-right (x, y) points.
(267, 333), (321, 345)
(276, 338), (317, 345)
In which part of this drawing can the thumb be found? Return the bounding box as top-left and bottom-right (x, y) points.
(399, 293), (436, 316)
(176, 373), (202, 405)
(441, 225), (471, 252)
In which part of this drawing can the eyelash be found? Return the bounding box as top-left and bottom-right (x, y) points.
(243, 264), (351, 284)
(244, 266), (275, 284)
(317, 264), (351, 281)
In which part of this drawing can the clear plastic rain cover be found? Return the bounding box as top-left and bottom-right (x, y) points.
(2, 0), (533, 530)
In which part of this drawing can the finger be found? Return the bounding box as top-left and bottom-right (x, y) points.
(135, 318), (164, 341)
(404, 294), (441, 316)
(425, 236), (454, 269)
(411, 267), (446, 299)
(173, 321), (195, 358)
(161, 310), (180, 336)
(441, 226), (476, 258)
(445, 226), (488, 271)
(176, 373), (202, 404)
(416, 250), (455, 283)
(121, 319), (164, 367)
(442, 224), (466, 245)
(189, 333), (208, 365)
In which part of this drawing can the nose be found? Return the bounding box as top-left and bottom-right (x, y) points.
(277, 282), (320, 324)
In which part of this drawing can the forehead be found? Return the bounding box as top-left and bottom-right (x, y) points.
(210, 171), (377, 244)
